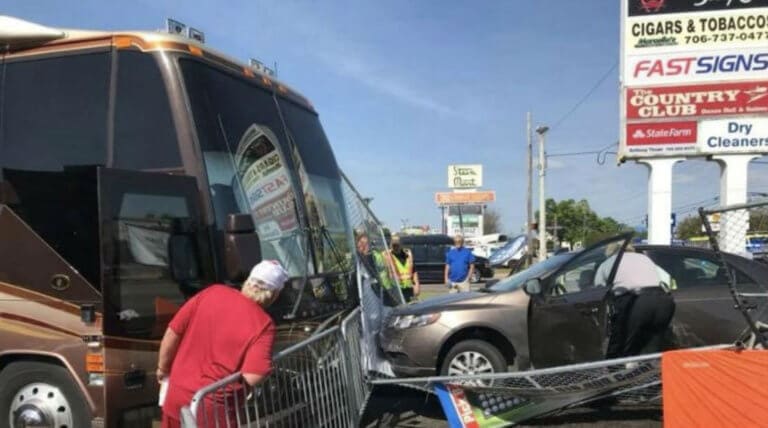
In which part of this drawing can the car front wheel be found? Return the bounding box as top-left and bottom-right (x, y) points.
(440, 340), (507, 383)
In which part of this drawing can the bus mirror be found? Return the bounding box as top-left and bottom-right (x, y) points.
(225, 214), (262, 282)
(227, 213), (255, 234)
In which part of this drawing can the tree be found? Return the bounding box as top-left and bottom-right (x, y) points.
(538, 198), (632, 247)
(676, 215), (703, 240)
(483, 208), (502, 234)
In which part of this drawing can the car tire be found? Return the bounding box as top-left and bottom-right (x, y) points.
(470, 269), (481, 284)
(0, 361), (90, 428)
(440, 340), (508, 378)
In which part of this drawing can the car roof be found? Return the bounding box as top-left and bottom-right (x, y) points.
(636, 244), (752, 260)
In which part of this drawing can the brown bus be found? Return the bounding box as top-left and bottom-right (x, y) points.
(0, 16), (358, 427)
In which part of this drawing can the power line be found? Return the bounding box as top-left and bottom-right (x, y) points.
(547, 142), (618, 162)
(550, 61), (618, 131)
(616, 197), (719, 226)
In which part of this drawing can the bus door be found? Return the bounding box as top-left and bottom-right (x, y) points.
(97, 168), (207, 423)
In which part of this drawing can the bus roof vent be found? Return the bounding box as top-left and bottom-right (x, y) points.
(0, 16), (65, 49)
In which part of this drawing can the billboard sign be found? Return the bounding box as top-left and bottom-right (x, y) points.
(435, 191), (496, 205)
(627, 0), (768, 17)
(624, 49), (768, 86)
(698, 117), (768, 153)
(625, 121), (698, 156)
(620, 0), (768, 160)
(449, 214), (480, 237)
(448, 164), (483, 189)
(626, 8), (768, 52)
(626, 81), (768, 119)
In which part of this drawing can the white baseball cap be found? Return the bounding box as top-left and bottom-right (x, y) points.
(246, 260), (288, 291)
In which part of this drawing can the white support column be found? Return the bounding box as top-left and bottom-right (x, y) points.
(712, 155), (759, 255)
(637, 158), (684, 245)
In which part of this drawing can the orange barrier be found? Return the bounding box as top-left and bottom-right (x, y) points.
(662, 349), (768, 428)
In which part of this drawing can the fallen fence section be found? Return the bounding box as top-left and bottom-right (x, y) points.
(180, 308), (365, 428)
(371, 345), (732, 426)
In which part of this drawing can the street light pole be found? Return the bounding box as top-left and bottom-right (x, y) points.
(526, 112), (533, 262)
(536, 125), (549, 262)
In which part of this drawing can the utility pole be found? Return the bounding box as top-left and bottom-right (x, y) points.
(526, 112), (534, 262)
(536, 125), (549, 262)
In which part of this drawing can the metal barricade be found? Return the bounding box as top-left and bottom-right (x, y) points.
(180, 309), (365, 428)
(340, 308), (370, 414)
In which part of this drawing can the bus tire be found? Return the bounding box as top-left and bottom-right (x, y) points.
(0, 361), (90, 428)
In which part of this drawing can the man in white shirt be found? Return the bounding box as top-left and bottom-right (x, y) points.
(596, 245), (676, 358)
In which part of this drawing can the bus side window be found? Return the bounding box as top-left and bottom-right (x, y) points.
(0, 52), (110, 288)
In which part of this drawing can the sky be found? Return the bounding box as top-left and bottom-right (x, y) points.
(6, 0), (768, 232)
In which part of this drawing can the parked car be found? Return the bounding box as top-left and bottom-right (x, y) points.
(399, 234), (494, 283)
(379, 233), (768, 377)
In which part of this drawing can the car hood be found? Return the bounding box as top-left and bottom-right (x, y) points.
(392, 291), (496, 316)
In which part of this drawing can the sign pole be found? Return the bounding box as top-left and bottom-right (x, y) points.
(638, 158), (683, 245)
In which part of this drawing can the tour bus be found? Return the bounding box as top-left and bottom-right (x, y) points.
(0, 16), (358, 427)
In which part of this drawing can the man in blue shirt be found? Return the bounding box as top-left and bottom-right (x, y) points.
(444, 235), (475, 293)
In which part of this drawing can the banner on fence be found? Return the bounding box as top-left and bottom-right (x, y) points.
(433, 358), (660, 427)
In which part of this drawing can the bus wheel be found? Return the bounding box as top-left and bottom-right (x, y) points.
(0, 361), (90, 428)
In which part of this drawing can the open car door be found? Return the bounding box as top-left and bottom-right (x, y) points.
(528, 233), (632, 368)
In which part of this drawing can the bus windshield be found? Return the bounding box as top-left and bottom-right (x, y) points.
(181, 59), (354, 277)
(181, 59), (310, 277)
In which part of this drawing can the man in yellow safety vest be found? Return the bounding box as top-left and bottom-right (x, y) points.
(389, 235), (420, 302)
(356, 232), (398, 306)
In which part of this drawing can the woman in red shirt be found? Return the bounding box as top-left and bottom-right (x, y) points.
(157, 260), (288, 428)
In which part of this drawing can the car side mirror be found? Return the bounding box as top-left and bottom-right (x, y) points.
(224, 213), (262, 282)
(523, 278), (542, 295)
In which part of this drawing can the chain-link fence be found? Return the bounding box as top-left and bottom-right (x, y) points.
(699, 201), (768, 349)
(180, 309), (364, 428)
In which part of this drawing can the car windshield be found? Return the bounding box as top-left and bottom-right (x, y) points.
(489, 253), (573, 292)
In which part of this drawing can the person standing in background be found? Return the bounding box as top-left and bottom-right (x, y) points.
(444, 235), (475, 293)
(389, 235), (420, 302)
